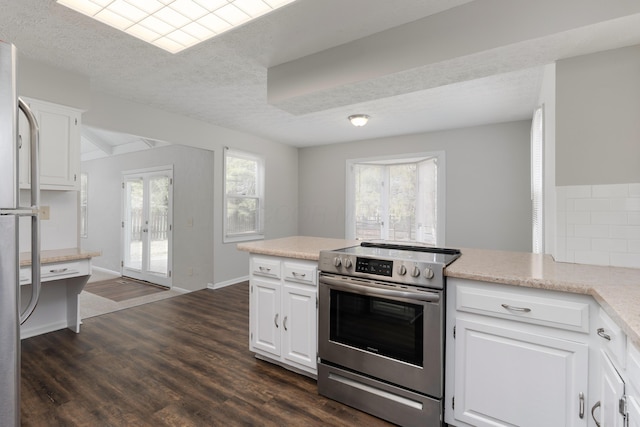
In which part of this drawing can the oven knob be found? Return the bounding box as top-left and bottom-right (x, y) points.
(424, 268), (434, 279)
(333, 257), (342, 267)
(411, 266), (421, 277)
(398, 265), (407, 275)
(344, 258), (353, 268)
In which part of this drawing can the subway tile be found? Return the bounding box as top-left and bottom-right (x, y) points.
(575, 251), (610, 266)
(592, 184), (629, 198)
(574, 224), (610, 238)
(566, 212), (590, 225)
(611, 198), (640, 212)
(629, 212), (640, 225)
(567, 237), (591, 251)
(630, 183), (640, 197)
(611, 225), (640, 239)
(561, 185), (591, 198)
(610, 252), (640, 269)
(574, 198), (611, 212)
(629, 240), (640, 253)
(591, 211), (627, 225)
(556, 212), (566, 237)
(592, 238), (627, 252)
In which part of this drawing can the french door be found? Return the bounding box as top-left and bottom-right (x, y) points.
(122, 167), (173, 288)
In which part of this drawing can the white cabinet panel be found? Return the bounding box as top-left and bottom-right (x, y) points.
(250, 279), (280, 357)
(599, 350), (626, 427)
(282, 284), (316, 369)
(19, 98), (81, 190)
(454, 318), (588, 427)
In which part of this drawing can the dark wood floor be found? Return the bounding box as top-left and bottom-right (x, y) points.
(21, 282), (394, 426)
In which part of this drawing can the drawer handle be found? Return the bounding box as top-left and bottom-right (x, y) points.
(292, 272), (306, 278)
(501, 303), (531, 313)
(258, 266), (271, 273)
(597, 328), (611, 341)
(49, 268), (68, 274)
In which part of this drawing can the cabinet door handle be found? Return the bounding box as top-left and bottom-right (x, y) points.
(283, 316), (288, 331)
(501, 303), (531, 313)
(591, 401), (601, 427)
(597, 328), (611, 341)
(579, 392), (585, 419)
(274, 313), (279, 328)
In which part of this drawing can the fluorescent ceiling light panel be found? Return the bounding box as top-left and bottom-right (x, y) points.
(57, 0), (298, 53)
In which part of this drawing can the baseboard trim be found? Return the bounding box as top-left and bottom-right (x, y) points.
(208, 276), (249, 290)
(170, 286), (191, 294)
(91, 266), (121, 276)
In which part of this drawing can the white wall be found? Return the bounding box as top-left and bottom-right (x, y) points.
(552, 45), (640, 267)
(81, 145), (214, 292)
(556, 44), (640, 186)
(538, 63), (557, 258)
(298, 121), (532, 252)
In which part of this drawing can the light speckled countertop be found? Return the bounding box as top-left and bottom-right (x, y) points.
(238, 237), (640, 349)
(237, 236), (359, 260)
(446, 247), (640, 349)
(20, 248), (101, 266)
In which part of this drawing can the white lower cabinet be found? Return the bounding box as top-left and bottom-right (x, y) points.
(249, 255), (318, 377)
(446, 278), (593, 427)
(590, 309), (640, 427)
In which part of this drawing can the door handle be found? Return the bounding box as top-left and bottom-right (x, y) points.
(579, 392), (584, 419)
(597, 328), (611, 341)
(274, 313), (279, 328)
(591, 401), (601, 427)
(283, 316), (288, 331)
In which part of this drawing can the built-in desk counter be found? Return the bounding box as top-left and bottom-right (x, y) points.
(19, 248), (100, 339)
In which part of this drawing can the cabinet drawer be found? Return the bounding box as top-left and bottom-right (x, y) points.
(456, 284), (590, 332)
(597, 308), (626, 369)
(251, 257), (281, 279)
(20, 260), (89, 285)
(283, 261), (317, 286)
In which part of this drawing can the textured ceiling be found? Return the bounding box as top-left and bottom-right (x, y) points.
(2, 0), (640, 148)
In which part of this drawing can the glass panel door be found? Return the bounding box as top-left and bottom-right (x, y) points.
(122, 168), (172, 288)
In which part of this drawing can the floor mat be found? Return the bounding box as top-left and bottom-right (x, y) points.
(84, 277), (168, 302)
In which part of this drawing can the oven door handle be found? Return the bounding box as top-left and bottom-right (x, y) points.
(320, 276), (440, 303)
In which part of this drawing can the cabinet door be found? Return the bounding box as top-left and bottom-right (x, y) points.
(19, 99), (80, 190)
(250, 279), (281, 357)
(454, 319), (588, 427)
(599, 351), (626, 427)
(628, 396), (640, 427)
(281, 284), (317, 370)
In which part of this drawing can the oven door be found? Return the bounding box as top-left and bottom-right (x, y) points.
(318, 273), (443, 397)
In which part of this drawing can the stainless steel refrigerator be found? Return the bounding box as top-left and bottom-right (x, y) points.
(0, 40), (42, 427)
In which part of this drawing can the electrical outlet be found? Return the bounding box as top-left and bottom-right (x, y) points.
(40, 206), (50, 220)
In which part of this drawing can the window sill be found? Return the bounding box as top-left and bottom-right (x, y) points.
(224, 234), (264, 244)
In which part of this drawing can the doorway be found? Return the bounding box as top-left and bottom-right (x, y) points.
(122, 166), (173, 288)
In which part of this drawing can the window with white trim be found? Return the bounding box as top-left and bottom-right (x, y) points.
(224, 148), (265, 242)
(346, 152), (445, 246)
(531, 106), (544, 253)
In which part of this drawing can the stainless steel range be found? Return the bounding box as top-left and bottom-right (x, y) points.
(317, 242), (461, 427)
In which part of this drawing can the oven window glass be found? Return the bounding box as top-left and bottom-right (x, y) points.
(329, 289), (423, 366)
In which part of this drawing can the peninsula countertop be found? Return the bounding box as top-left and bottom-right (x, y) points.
(237, 236), (359, 261)
(238, 236), (640, 349)
(20, 248), (101, 266)
(446, 247), (640, 349)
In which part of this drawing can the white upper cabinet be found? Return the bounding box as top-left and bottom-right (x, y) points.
(19, 98), (81, 191)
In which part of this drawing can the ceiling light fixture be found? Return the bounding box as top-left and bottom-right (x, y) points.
(348, 114), (370, 127)
(56, 0), (298, 54)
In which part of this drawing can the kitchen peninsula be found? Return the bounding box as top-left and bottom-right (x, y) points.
(239, 236), (640, 426)
(20, 248), (100, 339)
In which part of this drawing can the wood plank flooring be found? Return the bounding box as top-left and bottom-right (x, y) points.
(83, 277), (168, 302)
(21, 282), (394, 426)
